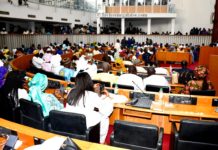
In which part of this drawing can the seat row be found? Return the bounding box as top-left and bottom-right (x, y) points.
(19, 98), (218, 150)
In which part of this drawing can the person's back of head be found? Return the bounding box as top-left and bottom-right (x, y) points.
(128, 65), (137, 74)
(102, 62), (111, 73)
(147, 67), (156, 76)
(68, 72), (94, 105)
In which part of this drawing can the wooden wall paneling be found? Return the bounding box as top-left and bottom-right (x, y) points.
(208, 55), (218, 96)
(199, 46), (218, 67)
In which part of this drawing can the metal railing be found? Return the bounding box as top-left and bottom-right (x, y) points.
(28, 0), (97, 12)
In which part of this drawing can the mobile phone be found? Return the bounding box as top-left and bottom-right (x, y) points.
(4, 135), (18, 150)
(100, 84), (105, 93)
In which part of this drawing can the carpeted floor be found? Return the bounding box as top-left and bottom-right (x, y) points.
(105, 126), (171, 150)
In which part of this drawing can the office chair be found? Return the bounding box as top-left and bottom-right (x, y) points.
(190, 90), (216, 96)
(145, 85), (170, 93)
(19, 98), (49, 131)
(48, 110), (100, 143)
(92, 80), (111, 87)
(171, 119), (218, 150)
(111, 120), (163, 150)
(112, 83), (134, 90)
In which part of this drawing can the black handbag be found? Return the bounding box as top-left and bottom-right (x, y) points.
(59, 137), (81, 150)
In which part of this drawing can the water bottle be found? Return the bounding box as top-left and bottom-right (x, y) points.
(159, 88), (164, 110)
(114, 83), (118, 95)
(159, 88), (163, 102)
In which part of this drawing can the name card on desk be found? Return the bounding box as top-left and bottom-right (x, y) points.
(129, 92), (155, 101)
(169, 95), (197, 105)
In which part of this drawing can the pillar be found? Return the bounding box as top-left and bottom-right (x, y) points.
(97, 17), (101, 34)
(171, 18), (175, 35)
(121, 18), (125, 34)
(147, 18), (151, 35)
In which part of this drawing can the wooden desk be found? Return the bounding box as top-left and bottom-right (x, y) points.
(156, 51), (192, 64)
(0, 118), (124, 150)
(110, 90), (218, 134)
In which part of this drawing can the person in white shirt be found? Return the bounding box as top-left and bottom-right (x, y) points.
(117, 65), (144, 90)
(64, 72), (113, 144)
(50, 54), (64, 75)
(155, 67), (169, 76)
(143, 67), (170, 90)
(114, 39), (121, 52)
(32, 53), (44, 69)
(42, 48), (53, 63)
(85, 60), (98, 78)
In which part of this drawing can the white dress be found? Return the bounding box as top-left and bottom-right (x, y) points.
(62, 91), (113, 144)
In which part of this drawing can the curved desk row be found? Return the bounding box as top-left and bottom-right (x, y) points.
(110, 89), (218, 134)
(0, 118), (123, 150)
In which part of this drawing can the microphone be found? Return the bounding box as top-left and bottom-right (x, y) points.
(132, 81), (151, 99)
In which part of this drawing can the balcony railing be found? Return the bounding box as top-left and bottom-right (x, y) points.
(28, 0), (97, 12)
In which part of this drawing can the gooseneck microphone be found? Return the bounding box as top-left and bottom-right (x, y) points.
(132, 81), (150, 98)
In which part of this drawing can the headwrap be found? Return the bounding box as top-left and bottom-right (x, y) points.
(28, 73), (63, 116)
(194, 65), (208, 79)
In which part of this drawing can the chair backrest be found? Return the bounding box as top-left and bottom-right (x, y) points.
(49, 110), (87, 139)
(179, 119), (218, 144)
(190, 90), (216, 96)
(145, 85), (170, 93)
(92, 80), (111, 87)
(112, 84), (134, 90)
(113, 120), (159, 148)
(19, 98), (45, 130)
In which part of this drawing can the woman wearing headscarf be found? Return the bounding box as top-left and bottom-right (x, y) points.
(28, 73), (64, 117)
(182, 65), (213, 94)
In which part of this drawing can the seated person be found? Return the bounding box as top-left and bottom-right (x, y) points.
(28, 73), (64, 117)
(50, 54), (64, 75)
(42, 48), (53, 63)
(172, 60), (191, 73)
(117, 65), (144, 90)
(142, 49), (152, 66)
(85, 60), (98, 78)
(0, 70), (28, 121)
(136, 66), (147, 74)
(173, 60), (194, 84)
(63, 72), (113, 144)
(143, 67), (170, 90)
(32, 53), (44, 69)
(92, 62), (118, 85)
(182, 65), (213, 94)
(155, 67), (169, 76)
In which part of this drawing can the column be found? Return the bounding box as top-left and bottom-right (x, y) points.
(171, 18), (175, 35)
(28, 21), (35, 34)
(147, 18), (151, 35)
(97, 17), (101, 34)
(121, 18), (125, 34)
